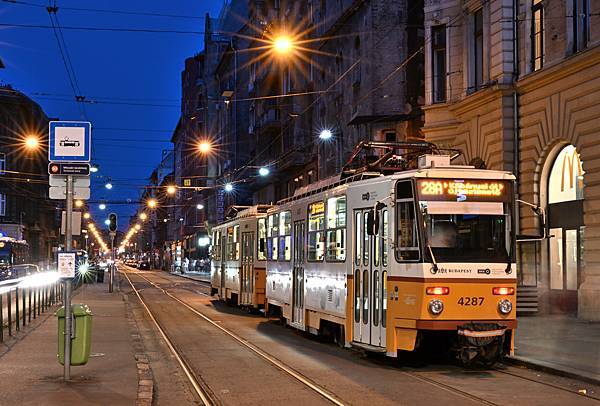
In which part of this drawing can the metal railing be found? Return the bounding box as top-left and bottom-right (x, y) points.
(0, 279), (63, 343)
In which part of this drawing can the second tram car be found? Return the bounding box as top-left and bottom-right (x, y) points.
(0, 237), (31, 280)
(263, 154), (517, 364)
(211, 205), (272, 308)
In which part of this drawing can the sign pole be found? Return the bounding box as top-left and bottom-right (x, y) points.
(109, 234), (115, 293)
(64, 175), (74, 380)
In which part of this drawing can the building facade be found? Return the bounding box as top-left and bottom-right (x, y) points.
(0, 86), (59, 267)
(422, 0), (600, 319)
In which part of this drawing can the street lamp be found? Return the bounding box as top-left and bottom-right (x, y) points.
(134, 224), (141, 230)
(75, 200), (84, 208)
(83, 212), (91, 219)
(99, 203), (106, 210)
(105, 181), (113, 190)
(90, 166), (99, 173)
(196, 204), (204, 210)
(258, 167), (270, 177)
(273, 35), (294, 54)
(147, 199), (158, 209)
(166, 185), (176, 195)
(319, 129), (333, 140)
(197, 141), (212, 154)
(24, 135), (40, 151)
(224, 183), (234, 192)
(139, 212), (148, 221)
(104, 219), (110, 226)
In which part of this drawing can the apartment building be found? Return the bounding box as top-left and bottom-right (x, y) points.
(422, 0), (600, 319)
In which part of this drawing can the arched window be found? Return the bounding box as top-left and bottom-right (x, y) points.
(548, 145), (584, 204)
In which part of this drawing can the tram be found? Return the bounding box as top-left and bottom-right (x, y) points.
(0, 237), (31, 280)
(211, 205), (273, 308)
(211, 142), (518, 364)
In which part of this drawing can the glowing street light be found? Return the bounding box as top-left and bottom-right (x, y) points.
(224, 183), (233, 192)
(99, 203), (106, 210)
(166, 185), (176, 195)
(198, 141), (212, 154)
(273, 36), (294, 54)
(104, 219), (110, 226)
(90, 166), (99, 173)
(319, 129), (333, 140)
(105, 182), (113, 190)
(196, 204), (204, 210)
(24, 135), (40, 151)
(75, 200), (84, 208)
(147, 199), (158, 209)
(83, 212), (91, 219)
(134, 224), (142, 230)
(139, 212), (148, 221)
(258, 167), (270, 177)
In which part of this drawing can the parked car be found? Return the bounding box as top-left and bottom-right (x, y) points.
(137, 260), (150, 270)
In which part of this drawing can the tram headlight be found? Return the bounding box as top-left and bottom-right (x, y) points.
(428, 299), (444, 315)
(498, 299), (513, 315)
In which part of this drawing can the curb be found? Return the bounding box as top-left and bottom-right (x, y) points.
(122, 287), (155, 406)
(505, 356), (600, 387)
(167, 271), (211, 284)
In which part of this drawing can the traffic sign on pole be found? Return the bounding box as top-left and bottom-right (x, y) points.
(49, 162), (90, 176)
(49, 121), (91, 162)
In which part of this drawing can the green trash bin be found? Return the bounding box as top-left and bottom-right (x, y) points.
(57, 304), (93, 366)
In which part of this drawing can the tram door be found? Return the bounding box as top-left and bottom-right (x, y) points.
(353, 208), (387, 348)
(292, 221), (305, 326)
(240, 232), (254, 305)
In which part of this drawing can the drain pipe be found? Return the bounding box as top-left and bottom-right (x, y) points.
(512, 0), (521, 264)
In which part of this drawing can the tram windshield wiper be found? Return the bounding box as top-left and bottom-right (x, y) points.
(427, 244), (439, 273)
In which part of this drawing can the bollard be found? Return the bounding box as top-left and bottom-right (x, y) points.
(0, 293), (4, 342)
(7, 290), (12, 337)
(28, 288), (31, 323)
(22, 287), (26, 327)
(15, 288), (19, 332)
(37, 287), (41, 316)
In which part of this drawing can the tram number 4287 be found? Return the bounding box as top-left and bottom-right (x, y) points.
(457, 297), (485, 306)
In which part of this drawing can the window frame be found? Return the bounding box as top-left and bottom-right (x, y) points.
(471, 8), (484, 92)
(278, 211), (292, 262)
(431, 24), (447, 103)
(307, 201), (325, 262)
(325, 195), (347, 263)
(531, 0), (544, 72)
(257, 218), (267, 261)
(571, 0), (590, 54)
(267, 214), (279, 261)
(395, 180), (421, 263)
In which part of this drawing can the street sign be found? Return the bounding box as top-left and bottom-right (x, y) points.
(61, 211), (82, 236)
(49, 162), (90, 176)
(50, 175), (90, 187)
(49, 121), (91, 162)
(50, 186), (91, 200)
(57, 252), (76, 278)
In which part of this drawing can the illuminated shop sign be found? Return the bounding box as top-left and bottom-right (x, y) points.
(417, 179), (510, 202)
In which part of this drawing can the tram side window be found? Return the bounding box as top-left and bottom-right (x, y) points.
(396, 181), (420, 261)
(308, 202), (325, 261)
(227, 225), (240, 261)
(267, 214), (279, 261)
(257, 218), (267, 261)
(382, 210), (388, 266)
(213, 231), (221, 261)
(326, 196), (346, 262)
(278, 211), (292, 261)
(355, 212), (361, 266)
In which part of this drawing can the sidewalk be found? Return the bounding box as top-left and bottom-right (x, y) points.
(0, 280), (142, 405)
(511, 315), (600, 384)
(169, 269), (211, 283)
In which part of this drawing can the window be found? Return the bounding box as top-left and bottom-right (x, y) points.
(572, 0), (589, 53)
(382, 210), (388, 266)
(326, 196), (346, 261)
(227, 225), (240, 260)
(362, 269), (368, 323)
(257, 218), (267, 260)
(355, 212), (361, 266)
(0, 193), (7, 217)
(531, 0), (544, 71)
(0, 153), (5, 175)
(267, 214), (279, 260)
(382, 271), (387, 328)
(384, 132), (396, 142)
(431, 25), (447, 103)
(354, 270), (360, 323)
(373, 271), (379, 327)
(308, 202), (325, 261)
(278, 211), (292, 261)
(212, 231), (221, 261)
(472, 9), (484, 91)
(396, 181), (420, 261)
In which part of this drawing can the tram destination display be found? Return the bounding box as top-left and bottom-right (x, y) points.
(416, 179), (511, 202)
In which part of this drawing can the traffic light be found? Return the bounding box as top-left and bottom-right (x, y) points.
(108, 213), (118, 232)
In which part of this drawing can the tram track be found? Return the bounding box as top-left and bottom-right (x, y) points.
(122, 269), (347, 406)
(124, 268), (600, 405)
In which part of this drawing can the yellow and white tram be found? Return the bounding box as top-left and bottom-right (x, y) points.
(263, 154), (517, 364)
(210, 205), (272, 308)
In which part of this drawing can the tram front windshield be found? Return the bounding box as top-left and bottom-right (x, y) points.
(0, 246), (11, 265)
(425, 214), (509, 263)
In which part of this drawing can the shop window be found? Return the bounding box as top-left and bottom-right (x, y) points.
(326, 196), (346, 261)
(548, 145), (584, 204)
(308, 201), (325, 261)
